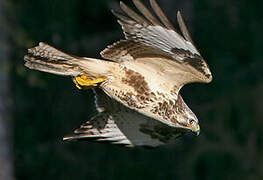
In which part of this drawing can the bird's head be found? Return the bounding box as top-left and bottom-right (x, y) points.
(173, 94), (200, 136)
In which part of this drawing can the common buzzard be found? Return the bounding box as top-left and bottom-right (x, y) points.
(24, 0), (212, 147)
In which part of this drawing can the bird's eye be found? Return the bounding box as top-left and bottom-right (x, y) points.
(189, 119), (195, 125)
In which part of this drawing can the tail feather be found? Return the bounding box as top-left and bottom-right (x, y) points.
(24, 55), (80, 76)
(24, 42), (116, 78)
(24, 42), (82, 76)
(27, 42), (75, 61)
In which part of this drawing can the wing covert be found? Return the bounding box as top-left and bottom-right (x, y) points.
(109, 0), (212, 84)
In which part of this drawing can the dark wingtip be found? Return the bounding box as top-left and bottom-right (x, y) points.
(119, 1), (126, 9)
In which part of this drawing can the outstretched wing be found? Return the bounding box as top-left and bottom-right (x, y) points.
(115, 0), (199, 57)
(63, 89), (186, 147)
(101, 0), (212, 95)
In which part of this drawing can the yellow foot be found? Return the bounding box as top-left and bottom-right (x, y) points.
(73, 75), (105, 89)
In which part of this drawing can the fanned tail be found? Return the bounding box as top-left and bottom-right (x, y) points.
(24, 42), (83, 76)
(24, 42), (116, 82)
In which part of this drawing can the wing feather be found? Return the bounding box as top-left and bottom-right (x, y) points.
(120, 1), (148, 25)
(132, 0), (162, 26)
(115, 0), (200, 57)
(149, 0), (175, 30)
(177, 11), (194, 45)
(101, 40), (169, 62)
(107, 0), (212, 84)
(63, 89), (186, 147)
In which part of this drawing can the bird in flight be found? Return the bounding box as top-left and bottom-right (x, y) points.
(24, 0), (212, 147)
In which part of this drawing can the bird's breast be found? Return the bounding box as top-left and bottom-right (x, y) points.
(101, 65), (180, 127)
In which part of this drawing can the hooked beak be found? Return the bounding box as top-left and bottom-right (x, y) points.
(191, 124), (200, 136)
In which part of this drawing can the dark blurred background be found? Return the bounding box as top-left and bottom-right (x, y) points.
(0, 0), (263, 179)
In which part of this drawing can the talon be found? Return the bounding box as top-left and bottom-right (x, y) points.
(73, 78), (82, 89)
(74, 75), (105, 89)
(76, 84), (82, 90)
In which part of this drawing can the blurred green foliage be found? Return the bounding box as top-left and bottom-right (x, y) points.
(4, 0), (263, 179)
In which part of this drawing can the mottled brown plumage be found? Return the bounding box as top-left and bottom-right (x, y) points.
(24, 0), (212, 147)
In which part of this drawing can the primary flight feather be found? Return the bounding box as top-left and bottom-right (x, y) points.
(24, 0), (212, 147)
